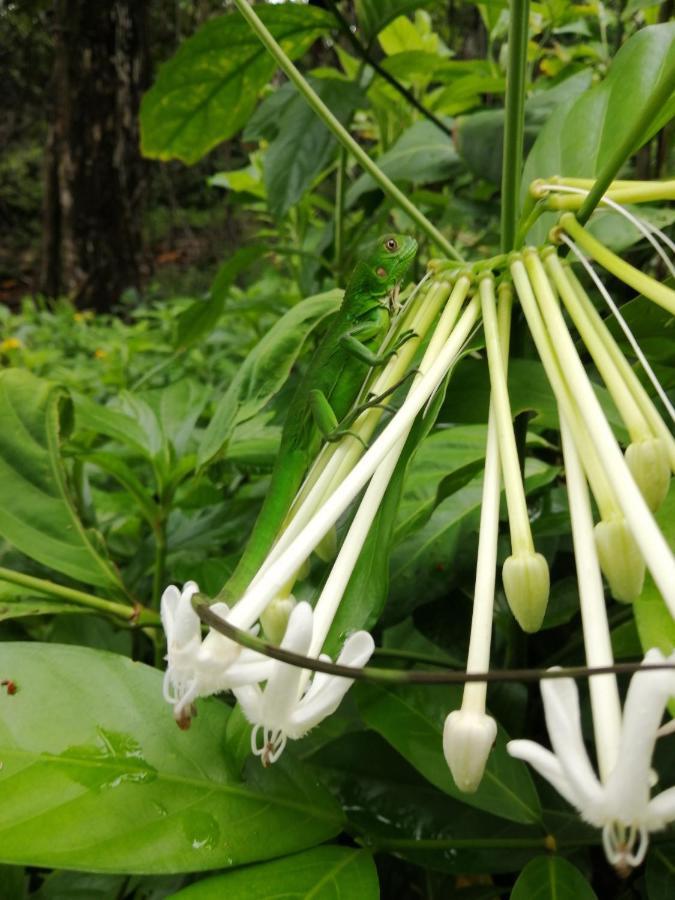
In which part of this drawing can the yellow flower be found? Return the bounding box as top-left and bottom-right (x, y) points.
(94, 348), (108, 360)
(0, 337), (22, 352)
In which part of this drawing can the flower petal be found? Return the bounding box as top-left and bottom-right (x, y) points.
(260, 601), (314, 726)
(645, 786), (675, 830)
(541, 676), (603, 813)
(604, 649), (675, 823)
(507, 739), (587, 814)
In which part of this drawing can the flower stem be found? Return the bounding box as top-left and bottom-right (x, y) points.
(0, 566), (159, 626)
(462, 283), (512, 712)
(518, 250), (675, 612)
(479, 276), (533, 556)
(559, 412), (622, 781)
(558, 214), (675, 315)
(563, 264), (675, 470)
(544, 250), (651, 442)
(500, 0), (530, 252)
(232, 0), (463, 260)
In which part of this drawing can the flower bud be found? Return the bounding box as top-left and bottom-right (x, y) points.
(260, 594), (296, 644)
(594, 518), (644, 603)
(443, 710), (497, 793)
(314, 525), (338, 563)
(502, 552), (550, 633)
(625, 438), (670, 513)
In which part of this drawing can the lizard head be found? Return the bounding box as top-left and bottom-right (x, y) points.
(368, 234), (418, 291)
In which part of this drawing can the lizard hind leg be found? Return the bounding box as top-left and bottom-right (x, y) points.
(308, 388), (369, 449)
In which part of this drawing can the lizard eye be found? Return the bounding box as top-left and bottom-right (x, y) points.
(384, 238), (398, 252)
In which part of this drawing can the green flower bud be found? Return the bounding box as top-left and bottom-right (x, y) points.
(502, 552), (550, 633)
(260, 594), (296, 644)
(314, 525), (338, 563)
(594, 518), (645, 603)
(443, 709), (497, 793)
(625, 438), (670, 513)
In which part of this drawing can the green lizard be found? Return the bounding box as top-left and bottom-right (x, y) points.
(219, 233), (418, 604)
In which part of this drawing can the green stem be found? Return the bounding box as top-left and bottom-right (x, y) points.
(152, 517), (168, 610)
(232, 0), (463, 261)
(334, 146), (346, 272)
(0, 566), (160, 626)
(576, 55), (675, 225)
(500, 0), (530, 252)
(326, 0), (454, 139)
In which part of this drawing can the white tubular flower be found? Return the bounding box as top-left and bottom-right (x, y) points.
(234, 601), (374, 766)
(508, 649), (675, 871)
(161, 582), (274, 728)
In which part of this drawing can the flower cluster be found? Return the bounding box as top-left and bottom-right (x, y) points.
(160, 179), (675, 870)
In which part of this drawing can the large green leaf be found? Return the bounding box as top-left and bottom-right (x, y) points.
(140, 6), (334, 164)
(249, 77), (365, 218)
(0, 643), (343, 873)
(510, 856), (598, 899)
(314, 732), (546, 875)
(171, 846), (379, 899)
(0, 370), (123, 592)
(389, 458), (558, 617)
(523, 23), (675, 243)
(356, 682), (542, 824)
(198, 290), (342, 467)
(455, 70), (592, 185)
(347, 119), (459, 205)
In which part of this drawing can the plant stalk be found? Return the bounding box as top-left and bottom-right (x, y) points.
(0, 566), (159, 626)
(232, 0), (463, 260)
(500, 0), (530, 252)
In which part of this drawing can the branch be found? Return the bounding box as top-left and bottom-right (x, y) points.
(196, 602), (675, 686)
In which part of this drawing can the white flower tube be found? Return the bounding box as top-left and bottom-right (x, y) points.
(227, 295), (481, 632)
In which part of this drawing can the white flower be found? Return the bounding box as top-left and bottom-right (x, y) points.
(233, 600), (374, 765)
(161, 581), (274, 728)
(508, 649), (675, 870)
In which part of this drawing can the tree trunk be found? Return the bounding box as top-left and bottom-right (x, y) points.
(40, 0), (149, 310)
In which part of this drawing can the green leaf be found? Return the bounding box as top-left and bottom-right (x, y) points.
(73, 394), (153, 458)
(0, 589), (87, 622)
(523, 23), (675, 243)
(315, 732), (546, 875)
(510, 856), (598, 899)
(140, 6), (334, 164)
(198, 290), (342, 467)
(0, 643), (343, 873)
(347, 119), (459, 205)
(389, 458), (558, 617)
(355, 0), (433, 44)
(356, 682), (542, 824)
(170, 846), (379, 899)
(262, 78), (366, 218)
(0, 370), (123, 592)
(175, 247), (262, 351)
(455, 70), (592, 185)
(646, 844), (675, 899)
